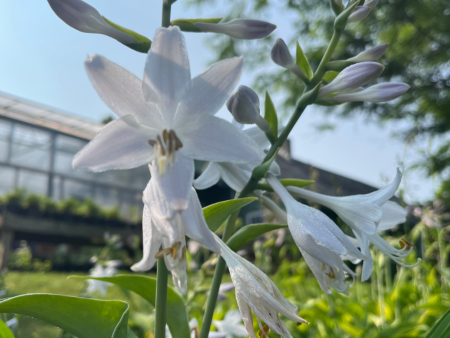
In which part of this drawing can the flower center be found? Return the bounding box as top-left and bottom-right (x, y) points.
(148, 129), (183, 176)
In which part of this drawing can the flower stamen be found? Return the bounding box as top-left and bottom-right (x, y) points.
(258, 324), (270, 338)
(148, 129), (183, 176)
(155, 248), (173, 259)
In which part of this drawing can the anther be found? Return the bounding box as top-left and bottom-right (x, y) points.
(325, 268), (335, 279)
(180, 246), (187, 262)
(171, 241), (182, 259)
(148, 139), (156, 146)
(399, 239), (414, 250)
(155, 248), (173, 259)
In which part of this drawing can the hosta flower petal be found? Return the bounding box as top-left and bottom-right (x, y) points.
(131, 206), (162, 271)
(347, 43), (389, 62)
(327, 83), (410, 103)
(182, 188), (220, 253)
(217, 162), (254, 192)
(319, 62), (384, 98)
(47, 0), (136, 45)
(84, 54), (164, 127)
(195, 19), (276, 40)
(348, 6), (371, 23)
(178, 115), (264, 163)
(378, 201), (407, 231)
(193, 162), (221, 190)
(235, 291), (257, 338)
(73, 115), (157, 171)
(176, 57), (243, 122)
(150, 154), (195, 212)
(300, 250), (333, 294)
(271, 38), (294, 69)
(143, 26), (191, 123)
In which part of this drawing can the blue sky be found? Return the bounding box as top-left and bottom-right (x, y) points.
(0, 0), (436, 203)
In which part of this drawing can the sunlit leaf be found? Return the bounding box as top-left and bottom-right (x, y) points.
(171, 18), (222, 32)
(296, 42), (313, 80)
(256, 178), (314, 192)
(203, 198), (257, 232)
(70, 275), (190, 338)
(102, 17), (151, 53)
(264, 91), (278, 139)
(227, 223), (287, 251)
(426, 308), (450, 338)
(0, 319), (14, 338)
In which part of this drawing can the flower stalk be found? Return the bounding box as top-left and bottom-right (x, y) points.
(155, 258), (168, 338)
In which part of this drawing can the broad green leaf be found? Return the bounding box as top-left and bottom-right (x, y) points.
(0, 294), (129, 338)
(256, 179), (314, 192)
(203, 198), (257, 232)
(103, 16), (152, 53)
(0, 319), (14, 338)
(264, 91), (278, 139)
(296, 42), (313, 80)
(252, 148), (280, 180)
(70, 275), (190, 338)
(227, 223), (287, 251)
(322, 71), (340, 84)
(426, 308), (450, 338)
(171, 18), (222, 32)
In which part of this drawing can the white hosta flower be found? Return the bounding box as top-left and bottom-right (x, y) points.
(47, 0), (136, 45)
(270, 38), (305, 78)
(226, 86), (270, 132)
(213, 310), (248, 338)
(347, 43), (389, 62)
(325, 82), (410, 103)
(194, 19), (276, 40)
(348, 6), (371, 23)
(87, 262), (118, 295)
(318, 62), (384, 98)
(131, 168), (220, 294)
(214, 233), (308, 338)
(266, 174), (364, 295)
(194, 125), (280, 192)
(73, 26), (264, 212)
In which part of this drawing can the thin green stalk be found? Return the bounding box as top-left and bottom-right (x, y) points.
(310, 30), (342, 86)
(161, 0), (172, 28)
(155, 259), (169, 338)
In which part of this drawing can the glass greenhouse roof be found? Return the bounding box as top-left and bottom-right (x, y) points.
(0, 91), (103, 140)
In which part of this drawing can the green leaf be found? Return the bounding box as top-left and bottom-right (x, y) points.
(102, 16), (152, 53)
(296, 42), (313, 80)
(203, 198), (257, 232)
(128, 327), (139, 338)
(171, 18), (222, 32)
(0, 319), (14, 338)
(227, 223), (288, 251)
(0, 294), (129, 338)
(252, 148), (280, 180)
(264, 91), (278, 139)
(256, 178), (314, 192)
(426, 307), (450, 338)
(69, 275), (190, 338)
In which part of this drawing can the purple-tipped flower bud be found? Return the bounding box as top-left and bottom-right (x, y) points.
(365, 0), (379, 10)
(348, 6), (371, 23)
(194, 19), (276, 40)
(270, 38), (305, 79)
(47, 0), (136, 45)
(347, 43), (389, 62)
(325, 82), (410, 103)
(319, 62), (384, 98)
(226, 86), (270, 132)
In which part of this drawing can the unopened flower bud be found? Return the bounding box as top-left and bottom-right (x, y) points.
(364, 0), (379, 10)
(348, 6), (371, 23)
(271, 38), (305, 79)
(194, 19), (276, 40)
(324, 82), (410, 103)
(226, 86), (270, 132)
(347, 43), (389, 62)
(319, 62), (384, 98)
(330, 0), (344, 15)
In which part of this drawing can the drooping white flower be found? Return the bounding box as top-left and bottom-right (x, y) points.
(347, 43), (389, 62)
(73, 26), (264, 212)
(213, 310), (248, 338)
(214, 233), (308, 338)
(270, 38), (305, 78)
(194, 19), (276, 40)
(325, 82), (410, 103)
(266, 174), (364, 294)
(87, 261), (119, 295)
(287, 169), (420, 281)
(194, 125), (280, 192)
(226, 86), (270, 132)
(47, 0), (136, 46)
(131, 168), (220, 294)
(318, 62), (384, 98)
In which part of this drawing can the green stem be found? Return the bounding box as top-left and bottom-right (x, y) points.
(155, 259), (168, 338)
(310, 30), (342, 86)
(161, 0), (172, 28)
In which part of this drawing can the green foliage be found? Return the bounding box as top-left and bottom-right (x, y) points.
(226, 223), (288, 251)
(0, 294), (130, 338)
(426, 308), (450, 338)
(296, 42), (313, 80)
(252, 148), (280, 179)
(0, 320), (14, 338)
(203, 197), (257, 232)
(256, 178), (314, 191)
(264, 91), (278, 139)
(171, 18), (222, 32)
(69, 275), (190, 338)
(102, 17), (152, 53)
